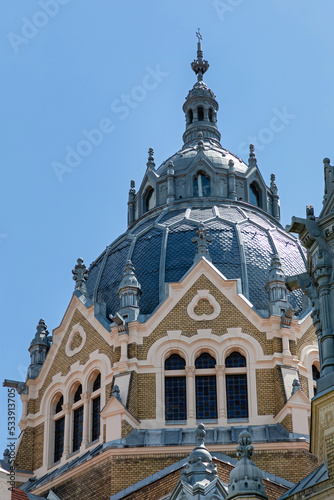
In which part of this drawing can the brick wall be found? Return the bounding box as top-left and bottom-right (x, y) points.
(280, 413), (292, 433)
(15, 423), (44, 471)
(256, 369), (276, 415)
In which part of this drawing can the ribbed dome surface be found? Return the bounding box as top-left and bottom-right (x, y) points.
(86, 203), (306, 319)
(156, 142), (248, 176)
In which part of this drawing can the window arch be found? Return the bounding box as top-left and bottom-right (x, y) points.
(195, 352), (217, 420)
(312, 364), (320, 397)
(225, 351), (248, 420)
(144, 186), (154, 212)
(91, 373), (101, 442)
(165, 354), (186, 421)
(193, 172), (211, 197)
(208, 108), (213, 122)
(187, 109), (193, 124)
(54, 394), (64, 463)
(197, 106), (204, 121)
(249, 182), (261, 207)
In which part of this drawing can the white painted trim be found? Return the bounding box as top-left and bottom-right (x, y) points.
(187, 290), (221, 321)
(65, 324), (86, 357)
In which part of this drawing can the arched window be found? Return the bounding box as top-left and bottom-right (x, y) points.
(54, 395), (64, 463)
(312, 365), (320, 397)
(187, 109), (193, 124)
(225, 352), (248, 420)
(195, 352), (217, 420)
(144, 187), (154, 212)
(249, 182), (261, 207)
(197, 106), (204, 121)
(194, 172), (211, 197)
(165, 354), (186, 421)
(72, 384), (83, 452)
(208, 108), (213, 122)
(91, 373), (101, 442)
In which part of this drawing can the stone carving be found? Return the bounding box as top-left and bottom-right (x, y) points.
(192, 223), (212, 263)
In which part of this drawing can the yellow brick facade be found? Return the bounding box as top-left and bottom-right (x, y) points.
(15, 423), (44, 471)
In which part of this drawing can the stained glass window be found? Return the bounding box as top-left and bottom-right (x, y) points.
(93, 373), (101, 392)
(92, 396), (100, 441)
(165, 376), (186, 421)
(74, 384), (82, 403)
(73, 406), (83, 452)
(54, 416), (64, 462)
(55, 395), (63, 414)
(165, 354), (185, 370)
(195, 352), (216, 369)
(225, 352), (246, 368)
(196, 375), (217, 420)
(226, 374), (248, 419)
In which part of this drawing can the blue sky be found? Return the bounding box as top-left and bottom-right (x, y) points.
(1, 1), (334, 454)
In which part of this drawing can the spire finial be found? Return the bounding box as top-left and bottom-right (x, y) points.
(192, 223), (212, 263)
(191, 30), (209, 82)
(147, 148), (155, 169)
(248, 143), (257, 167)
(72, 258), (89, 296)
(197, 131), (204, 150)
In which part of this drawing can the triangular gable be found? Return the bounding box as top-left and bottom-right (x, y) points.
(26, 294), (113, 415)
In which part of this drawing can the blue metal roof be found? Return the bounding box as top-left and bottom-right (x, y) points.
(86, 203), (306, 319)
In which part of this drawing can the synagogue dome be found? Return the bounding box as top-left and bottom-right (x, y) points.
(85, 37), (307, 322)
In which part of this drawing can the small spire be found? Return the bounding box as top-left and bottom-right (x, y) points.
(129, 179), (136, 194)
(291, 378), (301, 397)
(147, 148), (155, 169)
(192, 223), (212, 263)
(72, 258), (89, 296)
(111, 384), (121, 402)
(270, 173), (277, 194)
(248, 144), (257, 167)
(227, 431), (268, 499)
(28, 319), (51, 380)
(265, 254), (290, 316)
(117, 260), (142, 322)
(197, 131), (204, 150)
(191, 29), (209, 82)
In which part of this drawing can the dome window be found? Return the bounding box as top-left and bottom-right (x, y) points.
(187, 109), (193, 124)
(208, 108), (213, 122)
(194, 172), (211, 197)
(197, 106), (204, 121)
(144, 186), (154, 212)
(249, 182), (261, 207)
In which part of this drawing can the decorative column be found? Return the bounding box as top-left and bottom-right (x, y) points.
(185, 366), (195, 421)
(63, 403), (72, 456)
(167, 161), (175, 205)
(215, 365), (226, 419)
(81, 392), (91, 446)
(228, 159), (237, 201)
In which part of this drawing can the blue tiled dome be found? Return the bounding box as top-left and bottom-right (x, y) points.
(86, 202), (307, 319)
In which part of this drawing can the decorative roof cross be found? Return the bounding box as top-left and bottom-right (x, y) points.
(192, 223), (212, 263)
(72, 258), (89, 296)
(147, 148), (155, 169)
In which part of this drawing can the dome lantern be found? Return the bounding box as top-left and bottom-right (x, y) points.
(183, 32), (221, 147)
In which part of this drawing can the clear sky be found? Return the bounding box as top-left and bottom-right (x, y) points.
(1, 0), (334, 454)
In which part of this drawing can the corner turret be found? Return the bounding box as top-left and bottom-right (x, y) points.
(27, 319), (51, 380)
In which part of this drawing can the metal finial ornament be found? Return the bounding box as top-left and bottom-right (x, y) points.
(147, 147), (155, 169)
(192, 223), (212, 263)
(191, 30), (209, 82)
(196, 28), (202, 41)
(248, 143), (257, 167)
(72, 258), (89, 296)
(196, 422), (206, 446)
(236, 430), (254, 460)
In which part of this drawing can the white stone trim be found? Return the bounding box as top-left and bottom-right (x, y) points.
(65, 324), (86, 357)
(186, 289), (221, 321)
